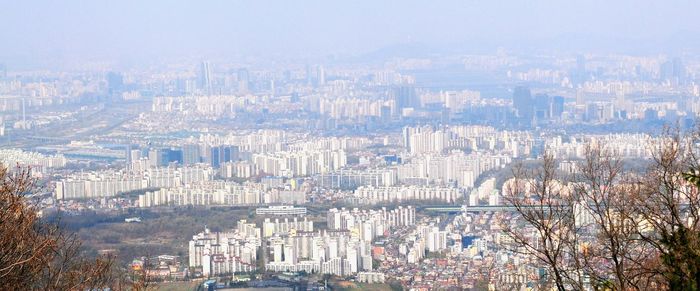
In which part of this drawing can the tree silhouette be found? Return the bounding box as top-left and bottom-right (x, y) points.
(0, 165), (150, 290)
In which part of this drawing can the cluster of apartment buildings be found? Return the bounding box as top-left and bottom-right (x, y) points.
(327, 206), (416, 241)
(188, 221), (261, 277)
(402, 125), (533, 157)
(0, 149), (66, 175)
(252, 150), (347, 177)
(546, 133), (657, 159)
(137, 181), (306, 207)
(189, 207), (415, 278)
(348, 185), (463, 204)
(54, 165), (213, 199)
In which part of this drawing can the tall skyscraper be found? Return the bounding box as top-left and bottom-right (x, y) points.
(125, 144), (133, 164)
(534, 94), (551, 120)
(318, 65), (326, 86)
(164, 148), (183, 164)
(393, 86), (419, 115)
(672, 57), (685, 79)
(512, 86), (533, 120)
(576, 55), (586, 73)
(571, 54), (587, 85)
(660, 57), (686, 84)
(208, 145), (238, 168)
(182, 144), (201, 165)
(107, 72), (124, 97)
(237, 68), (250, 92)
(199, 61), (213, 94)
(106, 72), (124, 96)
(270, 79), (275, 96)
(551, 96), (565, 119)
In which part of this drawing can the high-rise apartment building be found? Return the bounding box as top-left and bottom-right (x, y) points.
(199, 61), (213, 94)
(512, 86), (533, 120)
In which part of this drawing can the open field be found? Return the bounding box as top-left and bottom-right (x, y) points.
(331, 280), (396, 291)
(54, 207), (252, 262)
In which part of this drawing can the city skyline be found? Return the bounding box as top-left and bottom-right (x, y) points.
(2, 1), (700, 290)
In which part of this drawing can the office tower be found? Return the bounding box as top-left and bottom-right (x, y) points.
(318, 65), (326, 86)
(163, 148), (183, 165)
(570, 54), (587, 85)
(237, 68), (250, 92)
(586, 103), (606, 122)
(106, 72), (124, 96)
(125, 144), (133, 164)
(512, 86), (533, 120)
(145, 148), (183, 166)
(209, 146), (236, 168)
(660, 61), (673, 81)
(672, 57), (686, 85)
(209, 147), (222, 168)
(380, 106), (391, 123)
(672, 57), (685, 81)
(172, 78), (196, 95)
(551, 96), (565, 118)
(224, 145), (239, 162)
(393, 86), (419, 115)
(182, 144), (201, 165)
(0, 63), (6, 79)
(660, 57), (686, 84)
(534, 94), (551, 120)
(199, 61), (213, 94)
(223, 146), (232, 163)
(576, 54), (586, 73)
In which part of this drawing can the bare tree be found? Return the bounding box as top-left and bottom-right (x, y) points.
(502, 153), (586, 291)
(0, 165), (152, 290)
(575, 145), (663, 290)
(502, 128), (700, 290)
(629, 128), (700, 290)
(129, 255), (155, 291)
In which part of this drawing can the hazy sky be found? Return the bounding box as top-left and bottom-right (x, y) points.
(1, 0), (699, 66)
